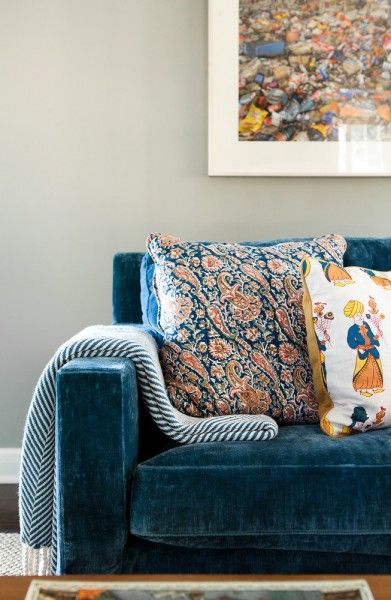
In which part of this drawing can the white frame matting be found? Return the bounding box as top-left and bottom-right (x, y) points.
(208, 0), (391, 176)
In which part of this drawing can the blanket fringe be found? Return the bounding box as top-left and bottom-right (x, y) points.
(22, 542), (51, 575)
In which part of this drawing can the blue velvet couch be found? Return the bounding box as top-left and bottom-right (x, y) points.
(55, 237), (391, 575)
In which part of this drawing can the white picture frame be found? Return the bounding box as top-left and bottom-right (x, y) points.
(208, 0), (391, 176)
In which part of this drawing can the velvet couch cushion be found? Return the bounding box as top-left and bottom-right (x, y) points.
(130, 424), (391, 555)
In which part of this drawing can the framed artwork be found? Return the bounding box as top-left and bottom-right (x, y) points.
(25, 578), (374, 600)
(208, 0), (391, 176)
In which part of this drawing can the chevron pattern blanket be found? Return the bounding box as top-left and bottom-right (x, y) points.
(19, 325), (278, 575)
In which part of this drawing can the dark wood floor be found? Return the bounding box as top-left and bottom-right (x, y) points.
(0, 484), (19, 532)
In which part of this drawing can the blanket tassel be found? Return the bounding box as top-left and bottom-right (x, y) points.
(21, 543), (51, 575)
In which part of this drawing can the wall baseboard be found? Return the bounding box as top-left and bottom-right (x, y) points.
(0, 448), (21, 483)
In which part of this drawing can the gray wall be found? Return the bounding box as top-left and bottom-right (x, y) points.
(0, 0), (390, 447)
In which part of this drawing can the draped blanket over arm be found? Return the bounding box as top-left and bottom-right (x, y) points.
(19, 325), (278, 575)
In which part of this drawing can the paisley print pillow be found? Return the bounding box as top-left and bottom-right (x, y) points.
(302, 257), (391, 437)
(147, 233), (347, 424)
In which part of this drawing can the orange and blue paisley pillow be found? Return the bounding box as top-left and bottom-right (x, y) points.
(147, 233), (347, 424)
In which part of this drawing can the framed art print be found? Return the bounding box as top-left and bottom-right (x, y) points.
(208, 0), (391, 176)
(25, 578), (375, 600)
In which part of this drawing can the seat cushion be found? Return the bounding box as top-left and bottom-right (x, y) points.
(130, 424), (391, 555)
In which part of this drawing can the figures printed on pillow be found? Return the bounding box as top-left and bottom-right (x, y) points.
(312, 302), (333, 389)
(367, 296), (385, 339)
(341, 405), (387, 435)
(301, 256), (391, 437)
(348, 406), (372, 433)
(374, 405), (387, 426)
(343, 299), (384, 398)
(302, 257), (354, 289)
(360, 268), (391, 290)
(342, 406), (386, 435)
(319, 260), (354, 287)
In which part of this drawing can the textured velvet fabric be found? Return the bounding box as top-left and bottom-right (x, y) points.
(113, 252), (145, 324)
(131, 424), (391, 555)
(122, 538), (391, 574)
(344, 237), (391, 270)
(137, 237), (391, 335)
(62, 534), (391, 574)
(56, 357), (139, 574)
(56, 237), (391, 574)
(55, 359), (391, 574)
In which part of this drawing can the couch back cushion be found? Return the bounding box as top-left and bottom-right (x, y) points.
(113, 252), (145, 324)
(344, 238), (391, 271)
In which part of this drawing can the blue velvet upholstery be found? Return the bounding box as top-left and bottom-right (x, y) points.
(54, 237), (391, 575)
(113, 252), (145, 324)
(122, 540), (391, 574)
(344, 237), (391, 271)
(56, 357), (139, 573)
(56, 375), (391, 574)
(131, 424), (391, 554)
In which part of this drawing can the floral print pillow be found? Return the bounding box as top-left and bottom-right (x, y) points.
(147, 233), (347, 424)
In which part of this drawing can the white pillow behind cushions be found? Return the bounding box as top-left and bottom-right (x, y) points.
(302, 257), (391, 437)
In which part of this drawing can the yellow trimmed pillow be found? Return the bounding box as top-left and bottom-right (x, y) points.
(302, 257), (391, 437)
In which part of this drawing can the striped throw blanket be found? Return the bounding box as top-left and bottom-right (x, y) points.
(19, 325), (278, 575)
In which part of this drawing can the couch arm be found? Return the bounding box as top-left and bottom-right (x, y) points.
(55, 357), (139, 574)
